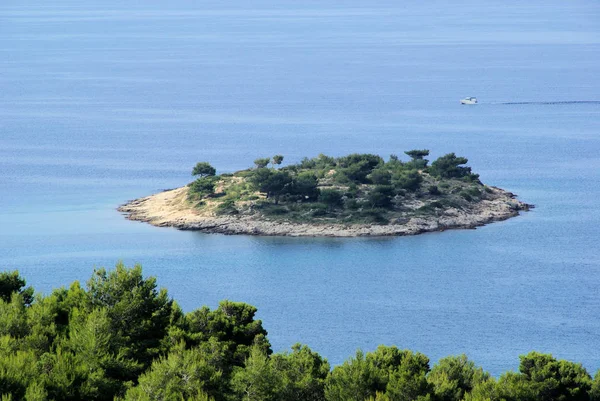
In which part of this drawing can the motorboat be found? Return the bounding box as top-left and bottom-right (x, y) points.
(460, 97), (478, 105)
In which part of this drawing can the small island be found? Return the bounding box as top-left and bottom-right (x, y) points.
(119, 151), (531, 237)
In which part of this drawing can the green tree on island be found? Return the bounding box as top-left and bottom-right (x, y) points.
(272, 155), (284, 166)
(251, 169), (293, 204)
(254, 158), (271, 169)
(404, 149), (430, 170)
(404, 149), (430, 160)
(192, 162), (217, 178)
(429, 153), (479, 181)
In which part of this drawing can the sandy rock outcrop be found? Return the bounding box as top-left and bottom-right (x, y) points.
(118, 186), (531, 237)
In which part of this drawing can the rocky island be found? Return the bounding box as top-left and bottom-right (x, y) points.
(119, 151), (530, 237)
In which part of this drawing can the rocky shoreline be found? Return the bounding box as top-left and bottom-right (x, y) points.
(118, 186), (531, 237)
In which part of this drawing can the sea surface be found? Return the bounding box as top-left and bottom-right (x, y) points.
(1, 0), (600, 375)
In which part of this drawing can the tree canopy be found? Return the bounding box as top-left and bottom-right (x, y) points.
(429, 153), (479, 181)
(254, 158), (271, 169)
(404, 149), (430, 160)
(0, 266), (596, 401)
(272, 155), (284, 166)
(193, 162), (217, 178)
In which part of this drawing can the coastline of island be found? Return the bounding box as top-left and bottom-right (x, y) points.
(118, 151), (531, 237)
(118, 185), (529, 237)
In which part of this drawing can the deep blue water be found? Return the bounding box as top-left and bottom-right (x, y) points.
(1, 0), (600, 375)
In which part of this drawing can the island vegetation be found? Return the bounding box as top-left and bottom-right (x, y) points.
(119, 150), (529, 236)
(0, 265), (597, 401)
(187, 150), (491, 224)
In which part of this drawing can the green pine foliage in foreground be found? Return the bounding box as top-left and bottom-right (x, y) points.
(1, 265), (599, 401)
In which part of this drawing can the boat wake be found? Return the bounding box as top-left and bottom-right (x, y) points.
(491, 100), (600, 105)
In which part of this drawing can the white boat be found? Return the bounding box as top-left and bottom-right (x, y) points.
(461, 97), (478, 105)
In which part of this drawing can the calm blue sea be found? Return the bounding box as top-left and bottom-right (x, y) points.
(1, 0), (599, 375)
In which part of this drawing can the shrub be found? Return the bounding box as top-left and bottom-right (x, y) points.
(368, 186), (394, 208)
(190, 176), (218, 196)
(234, 169), (254, 178)
(333, 171), (351, 184)
(337, 154), (384, 184)
(392, 171), (422, 192)
(250, 169), (293, 203)
(428, 185), (441, 195)
(319, 189), (344, 208)
(216, 199), (238, 215)
(357, 210), (389, 224)
(310, 203), (329, 217)
(263, 205), (288, 216)
(291, 172), (319, 201)
(369, 169), (391, 185)
(467, 187), (481, 197)
(460, 191), (473, 202)
(429, 153), (472, 179)
(345, 199), (360, 210)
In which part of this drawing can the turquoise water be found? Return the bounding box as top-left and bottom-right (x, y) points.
(1, 0), (600, 375)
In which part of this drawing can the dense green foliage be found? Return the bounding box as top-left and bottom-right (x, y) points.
(428, 154), (478, 181)
(190, 176), (219, 197)
(0, 271), (33, 305)
(0, 266), (598, 401)
(187, 151), (493, 225)
(193, 162), (217, 178)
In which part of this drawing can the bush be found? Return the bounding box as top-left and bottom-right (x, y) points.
(460, 191), (473, 202)
(367, 186), (394, 208)
(310, 203), (329, 217)
(356, 210), (389, 224)
(392, 171), (422, 192)
(333, 171), (351, 184)
(462, 173), (481, 183)
(291, 172), (319, 201)
(250, 169), (293, 203)
(216, 199), (238, 215)
(405, 159), (429, 170)
(467, 187), (481, 197)
(428, 185), (441, 195)
(440, 198), (463, 209)
(319, 189), (344, 208)
(340, 163), (371, 184)
(429, 153), (473, 179)
(234, 169), (254, 178)
(263, 206), (288, 216)
(369, 169), (391, 185)
(337, 154), (384, 184)
(189, 176), (218, 197)
(344, 199), (360, 210)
